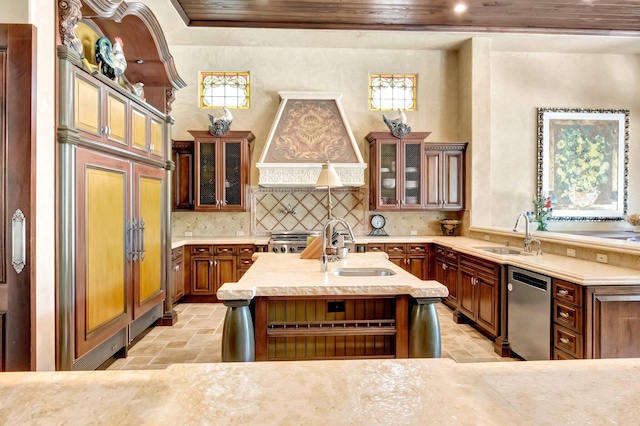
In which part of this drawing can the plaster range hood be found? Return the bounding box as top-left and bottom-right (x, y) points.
(257, 91), (366, 187)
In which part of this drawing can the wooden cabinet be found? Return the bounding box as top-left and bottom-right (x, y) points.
(183, 244), (257, 300)
(171, 247), (185, 303)
(172, 140), (194, 211)
(367, 243), (428, 280)
(433, 245), (459, 308)
(366, 132), (431, 211)
(73, 70), (128, 149)
(457, 254), (500, 338)
(189, 245), (215, 295)
(131, 105), (165, 160)
(74, 148), (165, 359)
(552, 281), (640, 360)
(424, 143), (467, 210)
(189, 130), (254, 212)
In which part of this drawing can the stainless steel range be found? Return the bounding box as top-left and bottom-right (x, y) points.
(268, 230), (320, 254)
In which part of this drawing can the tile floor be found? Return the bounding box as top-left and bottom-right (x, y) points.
(106, 302), (519, 370)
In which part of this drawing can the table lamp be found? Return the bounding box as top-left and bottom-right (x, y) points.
(316, 161), (343, 219)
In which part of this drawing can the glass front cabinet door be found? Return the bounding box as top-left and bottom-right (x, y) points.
(367, 132), (431, 211)
(190, 130), (254, 212)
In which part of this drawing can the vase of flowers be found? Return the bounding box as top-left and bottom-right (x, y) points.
(626, 213), (640, 232)
(532, 196), (554, 231)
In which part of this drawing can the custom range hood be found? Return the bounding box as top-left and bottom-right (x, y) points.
(257, 92), (366, 187)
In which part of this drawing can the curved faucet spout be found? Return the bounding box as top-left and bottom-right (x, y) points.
(320, 218), (356, 272)
(513, 212), (533, 252)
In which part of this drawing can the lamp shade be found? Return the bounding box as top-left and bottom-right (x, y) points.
(316, 161), (343, 189)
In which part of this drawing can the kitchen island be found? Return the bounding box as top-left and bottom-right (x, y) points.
(216, 252), (448, 361)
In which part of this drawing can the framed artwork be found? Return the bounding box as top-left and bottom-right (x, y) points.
(537, 107), (629, 221)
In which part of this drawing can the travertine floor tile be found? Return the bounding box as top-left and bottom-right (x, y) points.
(107, 302), (520, 370)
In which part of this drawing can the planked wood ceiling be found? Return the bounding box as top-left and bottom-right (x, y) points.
(169, 0), (640, 35)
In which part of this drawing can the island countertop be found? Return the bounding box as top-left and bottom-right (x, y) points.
(216, 252), (448, 300)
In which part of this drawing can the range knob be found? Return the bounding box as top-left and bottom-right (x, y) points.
(289, 246), (296, 252)
(271, 246), (278, 253)
(280, 246), (286, 253)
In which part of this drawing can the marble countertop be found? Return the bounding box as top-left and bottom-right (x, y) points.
(216, 252), (448, 300)
(2, 358), (639, 424)
(172, 235), (640, 286)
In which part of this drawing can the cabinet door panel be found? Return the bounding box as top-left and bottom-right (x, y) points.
(402, 142), (423, 208)
(424, 152), (441, 209)
(406, 255), (427, 280)
(196, 141), (217, 208)
(131, 107), (148, 152)
(75, 149), (130, 358)
(150, 115), (164, 158)
(221, 140), (243, 208)
(215, 256), (236, 294)
(378, 142), (400, 208)
(191, 257), (214, 294)
(74, 74), (102, 137)
(133, 164), (165, 319)
(443, 151), (464, 209)
(458, 268), (476, 320)
(106, 90), (127, 146)
(476, 275), (498, 337)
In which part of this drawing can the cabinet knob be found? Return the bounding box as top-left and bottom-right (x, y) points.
(559, 311), (570, 318)
(559, 337), (570, 344)
(209, 260), (213, 266)
(558, 289), (569, 296)
(442, 263), (448, 270)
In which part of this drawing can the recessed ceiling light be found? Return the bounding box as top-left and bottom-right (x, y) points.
(454, 3), (468, 13)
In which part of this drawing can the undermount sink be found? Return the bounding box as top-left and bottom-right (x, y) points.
(474, 246), (523, 255)
(331, 267), (396, 277)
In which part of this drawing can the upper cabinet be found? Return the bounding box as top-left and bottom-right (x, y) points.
(367, 132), (466, 211)
(367, 132), (431, 211)
(424, 143), (467, 211)
(189, 130), (255, 212)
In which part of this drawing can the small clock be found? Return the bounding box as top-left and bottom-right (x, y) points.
(368, 214), (388, 236)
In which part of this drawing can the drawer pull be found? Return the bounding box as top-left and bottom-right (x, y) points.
(442, 263), (448, 270)
(559, 312), (570, 318)
(559, 337), (570, 344)
(558, 289), (569, 296)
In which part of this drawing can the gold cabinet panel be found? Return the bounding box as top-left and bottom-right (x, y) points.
(106, 91), (127, 145)
(150, 115), (164, 158)
(74, 76), (101, 136)
(138, 175), (163, 302)
(131, 108), (147, 152)
(85, 166), (126, 332)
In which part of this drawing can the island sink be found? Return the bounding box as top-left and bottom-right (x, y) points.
(331, 267), (396, 276)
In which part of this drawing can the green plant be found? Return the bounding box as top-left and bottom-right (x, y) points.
(554, 127), (611, 196)
(532, 195), (553, 231)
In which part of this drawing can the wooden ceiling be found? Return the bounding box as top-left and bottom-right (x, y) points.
(169, 0), (640, 35)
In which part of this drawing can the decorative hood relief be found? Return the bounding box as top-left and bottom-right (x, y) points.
(257, 92), (366, 187)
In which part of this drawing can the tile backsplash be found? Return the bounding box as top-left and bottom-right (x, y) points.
(171, 186), (459, 237)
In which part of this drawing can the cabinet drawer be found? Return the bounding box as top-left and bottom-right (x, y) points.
(554, 279), (582, 307)
(553, 324), (583, 358)
(553, 348), (577, 360)
(191, 245), (213, 255)
(171, 246), (184, 261)
(408, 244), (428, 254)
(237, 256), (254, 269)
(459, 254), (498, 276)
(434, 246), (445, 256)
(367, 243), (385, 252)
(385, 243), (406, 254)
(237, 244), (255, 256)
(553, 300), (582, 333)
(214, 245), (236, 256)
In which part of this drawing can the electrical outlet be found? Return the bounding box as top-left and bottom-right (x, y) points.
(410, 230), (418, 236)
(184, 231), (193, 237)
(566, 248), (576, 258)
(235, 231), (245, 237)
(484, 235), (490, 241)
(596, 253), (608, 264)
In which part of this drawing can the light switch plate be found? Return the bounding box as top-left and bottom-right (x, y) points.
(184, 231), (193, 237)
(484, 235), (490, 241)
(566, 248), (576, 257)
(596, 253), (608, 263)
(235, 231), (245, 236)
(410, 230), (417, 236)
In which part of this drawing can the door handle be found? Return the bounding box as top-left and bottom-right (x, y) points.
(11, 209), (26, 274)
(128, 219), (139, 262)
(138, 219), (146, 261)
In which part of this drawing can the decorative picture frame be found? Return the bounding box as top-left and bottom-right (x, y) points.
(537, 107), (629, 221)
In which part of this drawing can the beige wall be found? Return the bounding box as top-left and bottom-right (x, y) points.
(490, 51), (640, 231)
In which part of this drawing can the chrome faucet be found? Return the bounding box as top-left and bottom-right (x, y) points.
(513, 212), (534, 253)
(320, 218), (356, 272)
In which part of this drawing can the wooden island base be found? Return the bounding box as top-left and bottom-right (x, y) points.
(222, 295), (442, 361)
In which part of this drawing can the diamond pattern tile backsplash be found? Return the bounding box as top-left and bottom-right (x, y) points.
(171, 187), (457, 237)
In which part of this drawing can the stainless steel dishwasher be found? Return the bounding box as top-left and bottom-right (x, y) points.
(507, 266), (552, 360)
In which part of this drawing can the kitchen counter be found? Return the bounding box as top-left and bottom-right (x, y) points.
(172, 235), (640, 286)
(216, 252), (448, 300)
(1, 358), (639, 424)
